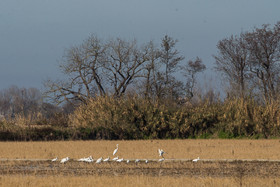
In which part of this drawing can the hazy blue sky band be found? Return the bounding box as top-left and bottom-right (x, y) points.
(0, 0), (279, 90)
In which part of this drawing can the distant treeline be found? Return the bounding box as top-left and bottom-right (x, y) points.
(1, 22), (280, 140)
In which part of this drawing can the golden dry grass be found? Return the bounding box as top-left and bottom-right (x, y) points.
(0, 175), (279, 187)
(0, 139), (280, 160)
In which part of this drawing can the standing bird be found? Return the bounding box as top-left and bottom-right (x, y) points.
(51, 157), (58, 162)
(60, 157), (69, 163)
(103, 157), (110, 162)
(113, 144), (119, 156)
(158, 158), (165, 162)
(158, 149), (165, 158)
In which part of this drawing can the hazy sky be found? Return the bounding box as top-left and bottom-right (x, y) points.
(1, 0), (279, 91)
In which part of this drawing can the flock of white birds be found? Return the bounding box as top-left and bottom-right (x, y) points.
(52, 144), (200, 164)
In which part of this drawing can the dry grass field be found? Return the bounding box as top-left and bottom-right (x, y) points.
(1, 139), (280, 186)
(0, 139), (280, 160)
(1, 175), (280, 187)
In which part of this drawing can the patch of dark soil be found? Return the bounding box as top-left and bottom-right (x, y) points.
(0, 160), (279, 177)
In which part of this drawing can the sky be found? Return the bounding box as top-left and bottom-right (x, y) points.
(0, 0), (279, 92)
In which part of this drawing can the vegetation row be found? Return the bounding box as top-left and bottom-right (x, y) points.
(1, 95), (280, 141)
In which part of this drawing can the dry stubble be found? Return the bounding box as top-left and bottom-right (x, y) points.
(0, 139), (280, 160)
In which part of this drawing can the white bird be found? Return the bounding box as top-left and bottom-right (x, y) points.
(96, 157), (103, 164)
(84, 156), (94, 163)
(78, 157), (86, 162)
(112, 156), (119, 161)
(145, 159), (148, 164)
(78, 156), (92, 162)
(158, 158), (165, 162)
(192, 157), (200, 162)
(135, 159), (140, 163)
(103, 157), (110, 162)
(126, 159), (130, 163)
(158, 149), (165, 157)
(51, 157), (58, 162)
(113, 144), (119, 156)
(60, 157), (69, 163)
(116, 158), (124, 162)
(85, 159), (93, 163)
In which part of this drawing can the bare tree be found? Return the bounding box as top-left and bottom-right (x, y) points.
(214, 34), (251, 98)
(45, 35), (151, 104)
(103, 38), (150, 97)
(160, 35), (184, 83)
(140, 39), (184, 102)
(181, 57), (206, 99)
(245, 22), (280, 103)
(45, 35), (107, 105)
(159, 35), (185, 100)
(141, 41), (161, 100)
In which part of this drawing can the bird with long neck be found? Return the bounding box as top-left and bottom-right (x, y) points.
(158, 149), (165, 158)
(113, 144), (119, 156)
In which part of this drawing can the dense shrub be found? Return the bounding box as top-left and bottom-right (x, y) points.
(69, 96), (280, 140)
(1, 96), (280, 140)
